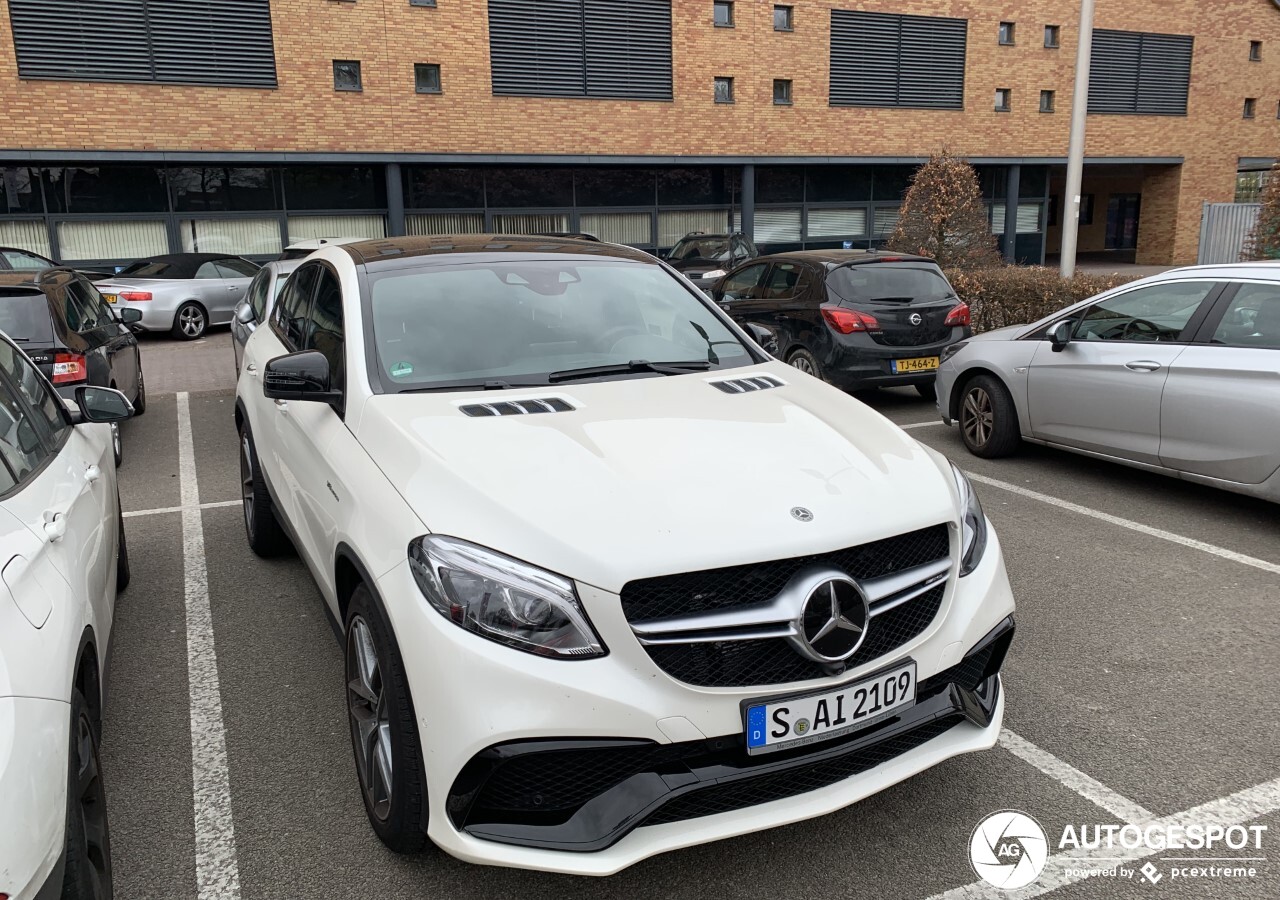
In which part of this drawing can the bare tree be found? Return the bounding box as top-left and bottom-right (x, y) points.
(887, 151), (1002, 270)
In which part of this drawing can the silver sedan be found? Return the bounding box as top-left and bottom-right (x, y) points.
(94, 253), (261, 340)
(935, 262), (1280, 503)
(230, 259), (301, 375)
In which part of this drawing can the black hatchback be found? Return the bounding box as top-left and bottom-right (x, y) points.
(708, 250), (971, 398)
(0, 269), (146, 462)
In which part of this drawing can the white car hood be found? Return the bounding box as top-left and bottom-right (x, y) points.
(357, 363), (958, 592)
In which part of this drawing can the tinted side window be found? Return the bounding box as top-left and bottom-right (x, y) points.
(306, 268), (345, 391)
(275, 264), (319, 348)
(245, 270), (269, 321)
(68, 280), (111, 330)
(764, 263), (803, 299)
(0, 343), (55, 486)
(0, 339), (71, 448)
(721, 263), (768, 298)
(217, 258), (259, 278)
(195, 261), (223, 279)
(1211, 283), (1280, 349)
(1074, 282), (1217, 343)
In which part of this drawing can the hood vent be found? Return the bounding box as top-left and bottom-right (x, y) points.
(460, 397), (574, 417)
(710, 375), (785, 394)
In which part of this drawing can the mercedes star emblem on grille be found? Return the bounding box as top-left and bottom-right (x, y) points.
(794, 577), (870, 663)
(909, 312), (923, 325)
(790, 506), (814, 522)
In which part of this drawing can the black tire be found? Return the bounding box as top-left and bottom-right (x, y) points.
(787, 347), (823, 381)
(345, 585), (428, 854)
(239, 422), (293, 557)
(915, 381), (937, 401)
(171, 301), (207, 340)
(60, 689), (113, 900)
(132, 366), (147, 415)
(958, 373), (1021, 458)
(116, 496), (130, 592)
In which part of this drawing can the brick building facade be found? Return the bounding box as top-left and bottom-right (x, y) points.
(1, 0), (1277, 267)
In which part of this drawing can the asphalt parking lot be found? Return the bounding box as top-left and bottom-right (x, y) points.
(104, 330), (1280, 900)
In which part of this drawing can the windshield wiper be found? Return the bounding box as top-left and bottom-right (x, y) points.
(401, 379), (544, 393)
(548, 359), (712, 383)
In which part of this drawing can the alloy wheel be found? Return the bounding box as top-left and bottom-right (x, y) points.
(790, 355), (816, 375)
(179, 307), (205, 338)
(239, 433), (254, 533)
(962, 386), (994, 447)
(347, 616), (393, 821)
(74, 711), (111, 899)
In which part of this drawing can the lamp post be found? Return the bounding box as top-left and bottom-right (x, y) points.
(1060, 0), (1096, 278)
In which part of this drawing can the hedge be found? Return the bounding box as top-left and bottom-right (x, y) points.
(944, 266), (1139, 334)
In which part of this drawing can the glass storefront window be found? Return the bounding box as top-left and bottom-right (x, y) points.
(733, 209), (801, 242)
(179, 218), (283, 256)
(872, 167), (915, 203)
(805, 167), (873, 204)
(1, 167), (43, 215)
(407, 213), (486, 235)
(171, 167), (281, 211)
(43, 166), (169, 213)
(284, 166), (385, 210)
(56, 220), (168, 261)
(484, 169), (574, 208)
(579, 212), (652, 245)
(286, 214), (386, 243)
(0, 220), (52, 257)
(404, 168), (486, 209)
(574, 169), (657, 207)
(658, 209), (730, 247)
(806, 208), (868, 238)
(658, 169), (730, 206)
(489, 212), (570, 234)
(755, 168), (804, 204)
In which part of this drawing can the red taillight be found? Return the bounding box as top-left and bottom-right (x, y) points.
(119, 291), (152, 302)
(52, 352), (86, 385)
(821, 305), (880, 334)
(944, 302), (971, 327)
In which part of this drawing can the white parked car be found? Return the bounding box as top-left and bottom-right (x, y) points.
(0, 333), (133, 899)
(235, 235), (1016, 875)
(277, 237), (365, 261)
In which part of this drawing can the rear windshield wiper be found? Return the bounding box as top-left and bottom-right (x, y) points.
(548, 359), (712, 383)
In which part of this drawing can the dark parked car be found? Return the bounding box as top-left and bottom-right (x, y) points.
(665, 231), (758, 290)
(709, 250), (971, 398)
(0, 270), (145, 463)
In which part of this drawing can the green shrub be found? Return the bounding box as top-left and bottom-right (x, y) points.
(945, 266), (1138, 333)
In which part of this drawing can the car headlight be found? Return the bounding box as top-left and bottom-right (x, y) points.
(700, 269), (726, 280)
(950, 463), (988, 576)
(940, 341), (968, 364)
(409, 536), (606, 659)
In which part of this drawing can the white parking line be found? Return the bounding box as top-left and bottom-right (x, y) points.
(965, 472), (1280, 577)
(123, 500), (239, 518)
(901, 420), (945, 430)
(177, 392), (242, 900)
(925, 773), (1280, 899)
(1000, 730), (1154, 824)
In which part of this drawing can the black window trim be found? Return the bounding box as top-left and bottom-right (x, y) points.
(270, 262), (321, 351)
(300, 260), (348, 415)
(0, 335), (75, 499)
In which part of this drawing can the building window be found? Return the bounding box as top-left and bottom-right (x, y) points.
(1044, 25), (1060, 48)
(415, 63), (442, 93)
(774, 5), (793, 31)
(998, 22), (1015, 45)
(409, 0), (437, 6)
(773, 78), (792, 104)
(1244, 97), (1257, 119)
(333, 60), (362, 91)
(830, 10), (967, 110)
(995, 88), (1011, 112)
(1236, 169), (1271, 202)
(1040, 90), (1055, 112)
(1089, 29), (1193, 116)
(8, 0), (277, 88)
(715, 76), (734, 103)
(488, 0), (673, 101)
(1250, 40), (1263, 61)
(714, 1), (733, 27)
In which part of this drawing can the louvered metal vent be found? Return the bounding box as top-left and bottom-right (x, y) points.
(1089, 29), (1192, 116)
(460, 398), (575, 417)
(711, 375), (785, 394)
(488, 0), (672, 100)
(8, 0), (278, 88)
(830, 10), (966, 110)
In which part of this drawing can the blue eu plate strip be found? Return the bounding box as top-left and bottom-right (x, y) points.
(746, 705), (767, 748)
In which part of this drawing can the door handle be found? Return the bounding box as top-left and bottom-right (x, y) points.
(274, 399), (289, 414)
(84, 464), (101, 484)
(246, 363), (258, 377)
(42, 510), (67, 542)
(1125, 360), (1162, 372)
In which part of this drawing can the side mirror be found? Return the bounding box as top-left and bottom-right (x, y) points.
(1047, 320), (1073, 352)
(235, 301), (255, 325)
(75, 385), (133, 423)
(118, 307), (143, 325)
(747, 323), (780, 356)
(263, 350), (341, 404)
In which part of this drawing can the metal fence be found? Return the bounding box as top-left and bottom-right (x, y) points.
(1198, 202), (1260, 264)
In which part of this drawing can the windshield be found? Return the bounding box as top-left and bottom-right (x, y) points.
(668, 237), (731, 263)
(118, 260), (175, 278)
(0, 292), (53, 343)
(827, 263), (955, 303)
(368, 259), (754, 391)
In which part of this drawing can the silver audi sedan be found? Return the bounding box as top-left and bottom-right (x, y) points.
(94, 253), (260, 340)
(230, 258), (301, 376)
(935, 262), (1280, 503)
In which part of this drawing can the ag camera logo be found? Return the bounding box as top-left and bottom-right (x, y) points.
(970, 810), (1050, 890)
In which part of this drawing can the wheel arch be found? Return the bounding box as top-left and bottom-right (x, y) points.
(948, 365), (1010, 422)
(334, 542), (388, 634)
(73, 625), (102, 728)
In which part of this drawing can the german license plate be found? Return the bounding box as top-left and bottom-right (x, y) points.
(103, 293), (117, 304)
(892, 356), (939, 374)
(744, 660), (917, 755)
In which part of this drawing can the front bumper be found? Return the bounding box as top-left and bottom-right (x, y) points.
(0, 697), (69, 900)
(377, 526), (1015, 874)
